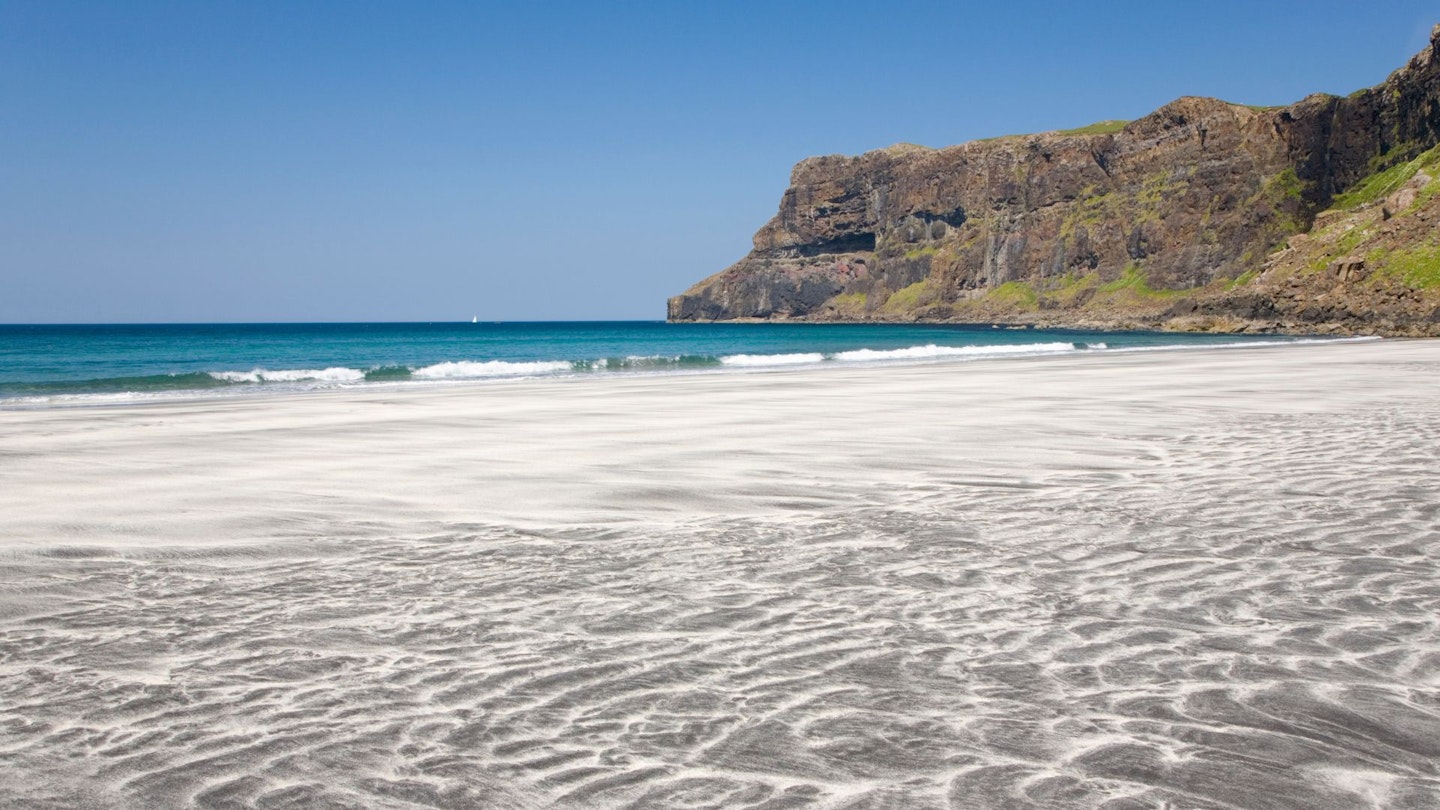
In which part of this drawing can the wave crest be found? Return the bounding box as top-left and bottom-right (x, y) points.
(412, 360), (573, 379)
(209, 367), (365, 383)
(719, 353), (826, 367)
(833, 342), (1079, 362)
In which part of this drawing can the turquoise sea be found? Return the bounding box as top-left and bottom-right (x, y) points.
(0, 321), (1349, 405)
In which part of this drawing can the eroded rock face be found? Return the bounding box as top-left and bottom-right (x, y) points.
(1177, 164), (1440, 337)
(669, 27), (1440, 330)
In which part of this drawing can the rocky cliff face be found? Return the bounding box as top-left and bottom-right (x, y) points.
(1175, 144), (1440, 336)
(669, 28), (1440, 334)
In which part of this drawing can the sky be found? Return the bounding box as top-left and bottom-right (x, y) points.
(2, 1), (1437, 323)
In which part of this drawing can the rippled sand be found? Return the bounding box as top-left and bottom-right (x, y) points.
(2, 341), (1439, 809)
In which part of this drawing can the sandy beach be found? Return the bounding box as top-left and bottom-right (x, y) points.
(2, 340), (1438, 809)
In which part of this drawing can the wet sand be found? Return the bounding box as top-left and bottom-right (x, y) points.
(1, 340), (1438, 809)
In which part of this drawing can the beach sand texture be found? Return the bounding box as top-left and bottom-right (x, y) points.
(1, 341), (1438, 809)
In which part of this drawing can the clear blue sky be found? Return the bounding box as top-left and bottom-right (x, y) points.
(2, 1), (1436, 323)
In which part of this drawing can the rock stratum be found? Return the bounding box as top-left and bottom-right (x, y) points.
(669, 28), (1440, 335)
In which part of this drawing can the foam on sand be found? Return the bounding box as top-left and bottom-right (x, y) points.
(1, 340), (1438, 808)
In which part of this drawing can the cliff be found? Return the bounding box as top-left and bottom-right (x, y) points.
(669, 27), (1440, 335)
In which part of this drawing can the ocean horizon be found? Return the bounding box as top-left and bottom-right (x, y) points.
(0, 320), (1360, 406)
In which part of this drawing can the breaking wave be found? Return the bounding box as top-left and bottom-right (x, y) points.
(0, 337), (1372, 404)
(209, 367), (366, 383)
(719, 352), (827, 367)
(832, 342), (1080, 362)
(412, 360), (573, 379)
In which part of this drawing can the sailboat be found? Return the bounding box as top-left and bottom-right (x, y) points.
(471, 316), (478, 324)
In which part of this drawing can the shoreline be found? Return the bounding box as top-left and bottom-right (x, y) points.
(0, 338), (1427, 542)
(0, 331), (1382, 411)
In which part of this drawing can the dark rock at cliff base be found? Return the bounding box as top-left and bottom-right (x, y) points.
(669, 26), (1440, 335)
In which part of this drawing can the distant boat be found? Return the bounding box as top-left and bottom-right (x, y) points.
(471, 316), (477, 324)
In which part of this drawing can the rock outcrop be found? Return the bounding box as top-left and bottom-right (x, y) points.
(669, 27), (1440, 335)
(1173, 150), (1440, 336)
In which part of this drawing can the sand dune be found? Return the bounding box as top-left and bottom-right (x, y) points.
(1, 341), (1438, 808)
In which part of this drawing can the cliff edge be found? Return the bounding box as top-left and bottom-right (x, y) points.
(669, 27), (1440, 335)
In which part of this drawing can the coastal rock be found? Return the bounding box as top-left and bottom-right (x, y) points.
(670, 26), (1440, 335)
(1328, 259), (1367, 283)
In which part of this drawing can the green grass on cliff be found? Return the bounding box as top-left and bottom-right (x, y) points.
(882, 279), (936, 313)
(1241, 168), (1311, 241)
(1041, 272), (1100, 306)
(1408, 168), (1440, 213)
(1266, 168), (1306, 201)
(987, 281), (1039, 309)
(826, 290), (869, 314)
(1059, 188), (1116, 239)
(1225, 268), (1261, 290)
(1249, 168), (1307, 216)
(1371, 243), (1440, 290)
(974, 119), (1130, 143)
(1096, 264), (1191, 299)
(1307, 225), (1370, 274)
(1098, 264), (1150, 294)
(1057, 119), (1129, 136)
(1331, 143), (1440, 210)
(1135, 170), (1190, 223)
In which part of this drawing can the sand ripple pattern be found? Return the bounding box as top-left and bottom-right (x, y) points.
(3, 412), (1440, 808)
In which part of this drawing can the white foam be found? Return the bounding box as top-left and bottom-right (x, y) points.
(610, 355), (689, 369)
(412, 360), (573, 379)
(209, 367), (366, 383)
(1110, 335), (1381, 354)
(719, 352), (826, 367)
(6, 391), (215, 407)
(833, 342), (1078, 362)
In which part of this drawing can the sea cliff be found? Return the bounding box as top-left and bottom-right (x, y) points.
(670, 27), (1440, 335)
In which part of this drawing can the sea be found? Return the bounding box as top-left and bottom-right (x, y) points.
(0, 321), (1359, 405)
